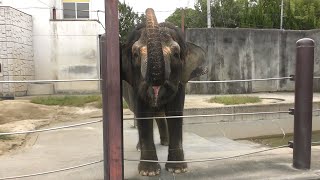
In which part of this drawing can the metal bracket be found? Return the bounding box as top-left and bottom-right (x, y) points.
(290, 75), (295, 81)
(289, 108), (294, 115)
(288, 141), (294, 148)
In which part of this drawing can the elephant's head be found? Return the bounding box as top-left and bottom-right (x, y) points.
(122, 8), (207, 108)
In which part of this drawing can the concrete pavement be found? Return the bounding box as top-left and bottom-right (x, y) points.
(0, 120), (319, 179)
(1, 93), (320, 179)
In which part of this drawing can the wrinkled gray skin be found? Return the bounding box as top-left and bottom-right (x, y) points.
(121, 8), (207, 176)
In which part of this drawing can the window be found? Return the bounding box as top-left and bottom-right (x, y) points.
(63, 0), (89, 19)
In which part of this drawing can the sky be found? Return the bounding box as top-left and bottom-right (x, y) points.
(119, 0), (196, 22)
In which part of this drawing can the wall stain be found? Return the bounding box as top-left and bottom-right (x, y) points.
(63, 65), (95, 74)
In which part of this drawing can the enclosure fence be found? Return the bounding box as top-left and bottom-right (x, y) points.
(0, 37), (317, 179)
(0, 0), (317, 179)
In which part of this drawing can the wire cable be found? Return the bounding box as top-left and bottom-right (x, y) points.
(0, 109), (293, 135)
(0, 79), (101, 83)
(0, 145), (289, 179)
(0, 119), (102, 136)
(123, 111), (291, 121)
(0, 160), (103, 180)
(35, 0), (52, 8)
(96, 10), (106, 30)
(188, 77), (292, 84)
(125, 144), (289, 163)
(0, 76), (293, 84)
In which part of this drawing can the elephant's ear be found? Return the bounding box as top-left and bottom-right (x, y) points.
(182, 42), (208, 83)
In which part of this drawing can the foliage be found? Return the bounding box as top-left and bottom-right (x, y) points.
(165, 0), (320, 30)
(208, 96), (261, 105)
(118, 1), (145, 44)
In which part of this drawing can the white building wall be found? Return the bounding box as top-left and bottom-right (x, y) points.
(0, 0), (105, 94)
(51, 21), (103, 93)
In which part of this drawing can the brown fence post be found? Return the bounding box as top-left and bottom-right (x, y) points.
(293, 38), (315, 170)
(102, 0), (123, 179)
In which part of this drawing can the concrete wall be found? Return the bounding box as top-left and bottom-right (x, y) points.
(185, 28), (320, 94)
(183, 102), (320, 139)
(50, 21), (103, 93)
(0, 7), (33, 97)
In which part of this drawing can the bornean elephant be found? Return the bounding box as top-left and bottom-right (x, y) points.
(121, 8), (207, 176)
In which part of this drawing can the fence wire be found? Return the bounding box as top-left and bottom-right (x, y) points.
(125, 144), (289, 163)
(0, 144), (289, 179)
(189, 77), (292, 84)
(0, 75), (318, 179)
(0, 79), (101, 84)
(1, 109), (320, 136)
(0, 160), (103, 180)
(0, 110), (291, 135)
(2, 141), (320, 179)
(0, 119), (102, 136)
(3, 75), (320, 84)
(123, 111), (291, 120)
(0, 76), (292, 84)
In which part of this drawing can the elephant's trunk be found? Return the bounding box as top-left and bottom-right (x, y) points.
(145, 8), (165, 86)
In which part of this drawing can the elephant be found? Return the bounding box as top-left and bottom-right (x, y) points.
(121, 8), (207, 176)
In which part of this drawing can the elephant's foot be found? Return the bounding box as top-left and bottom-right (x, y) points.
(165, 148), (188, 173)
(160, 136), (169, 146)
(138, 162), (161, 176)
(165, 162), (188, 174)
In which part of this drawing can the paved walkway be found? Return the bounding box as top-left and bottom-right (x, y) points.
(0, 118), (319, 179)
(1, 93), (320, 179)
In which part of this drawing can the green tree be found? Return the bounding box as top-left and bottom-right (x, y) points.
(118, 2), (145, 44)
(165, 5), (207, 28)
(166, 0), (320, 30)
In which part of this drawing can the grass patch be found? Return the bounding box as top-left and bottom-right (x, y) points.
(31, 95), (128, 109)
(208, 96), (261, 105)
(31, 95), (101, 107)
(0, 132), (13, 141)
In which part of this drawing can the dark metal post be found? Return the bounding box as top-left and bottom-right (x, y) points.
(52, 7), (56, 20)
(181, 8), (185, 34)
(293, 38), (315, 170)
(103, 0), (123, 179)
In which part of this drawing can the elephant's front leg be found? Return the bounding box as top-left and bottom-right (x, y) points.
(137, 118), (161, 176)
(165, 117), (187, 173)
(165, 86), (187, 173)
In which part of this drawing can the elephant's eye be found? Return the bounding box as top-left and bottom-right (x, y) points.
(133, 52), (139, 60)
(173, 52), (180, 59)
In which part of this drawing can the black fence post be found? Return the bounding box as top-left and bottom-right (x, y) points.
(293, 38), (315, 170)
(102, 0), (123, 179)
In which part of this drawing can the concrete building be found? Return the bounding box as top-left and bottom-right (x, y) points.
(0, 0), (105, 97)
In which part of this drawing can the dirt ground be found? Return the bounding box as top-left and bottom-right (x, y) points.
(0, 95), (283, 156)
(0, 100), (102, 155)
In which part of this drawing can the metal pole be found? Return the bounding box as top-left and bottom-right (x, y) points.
(181, 8), (185, 34)
(52, 7), (56, 20)
(293, 38), (314, 170)
(103, 0), (123, 179)
(280, 0), (284, 29)
(207, 0), (211, 28)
